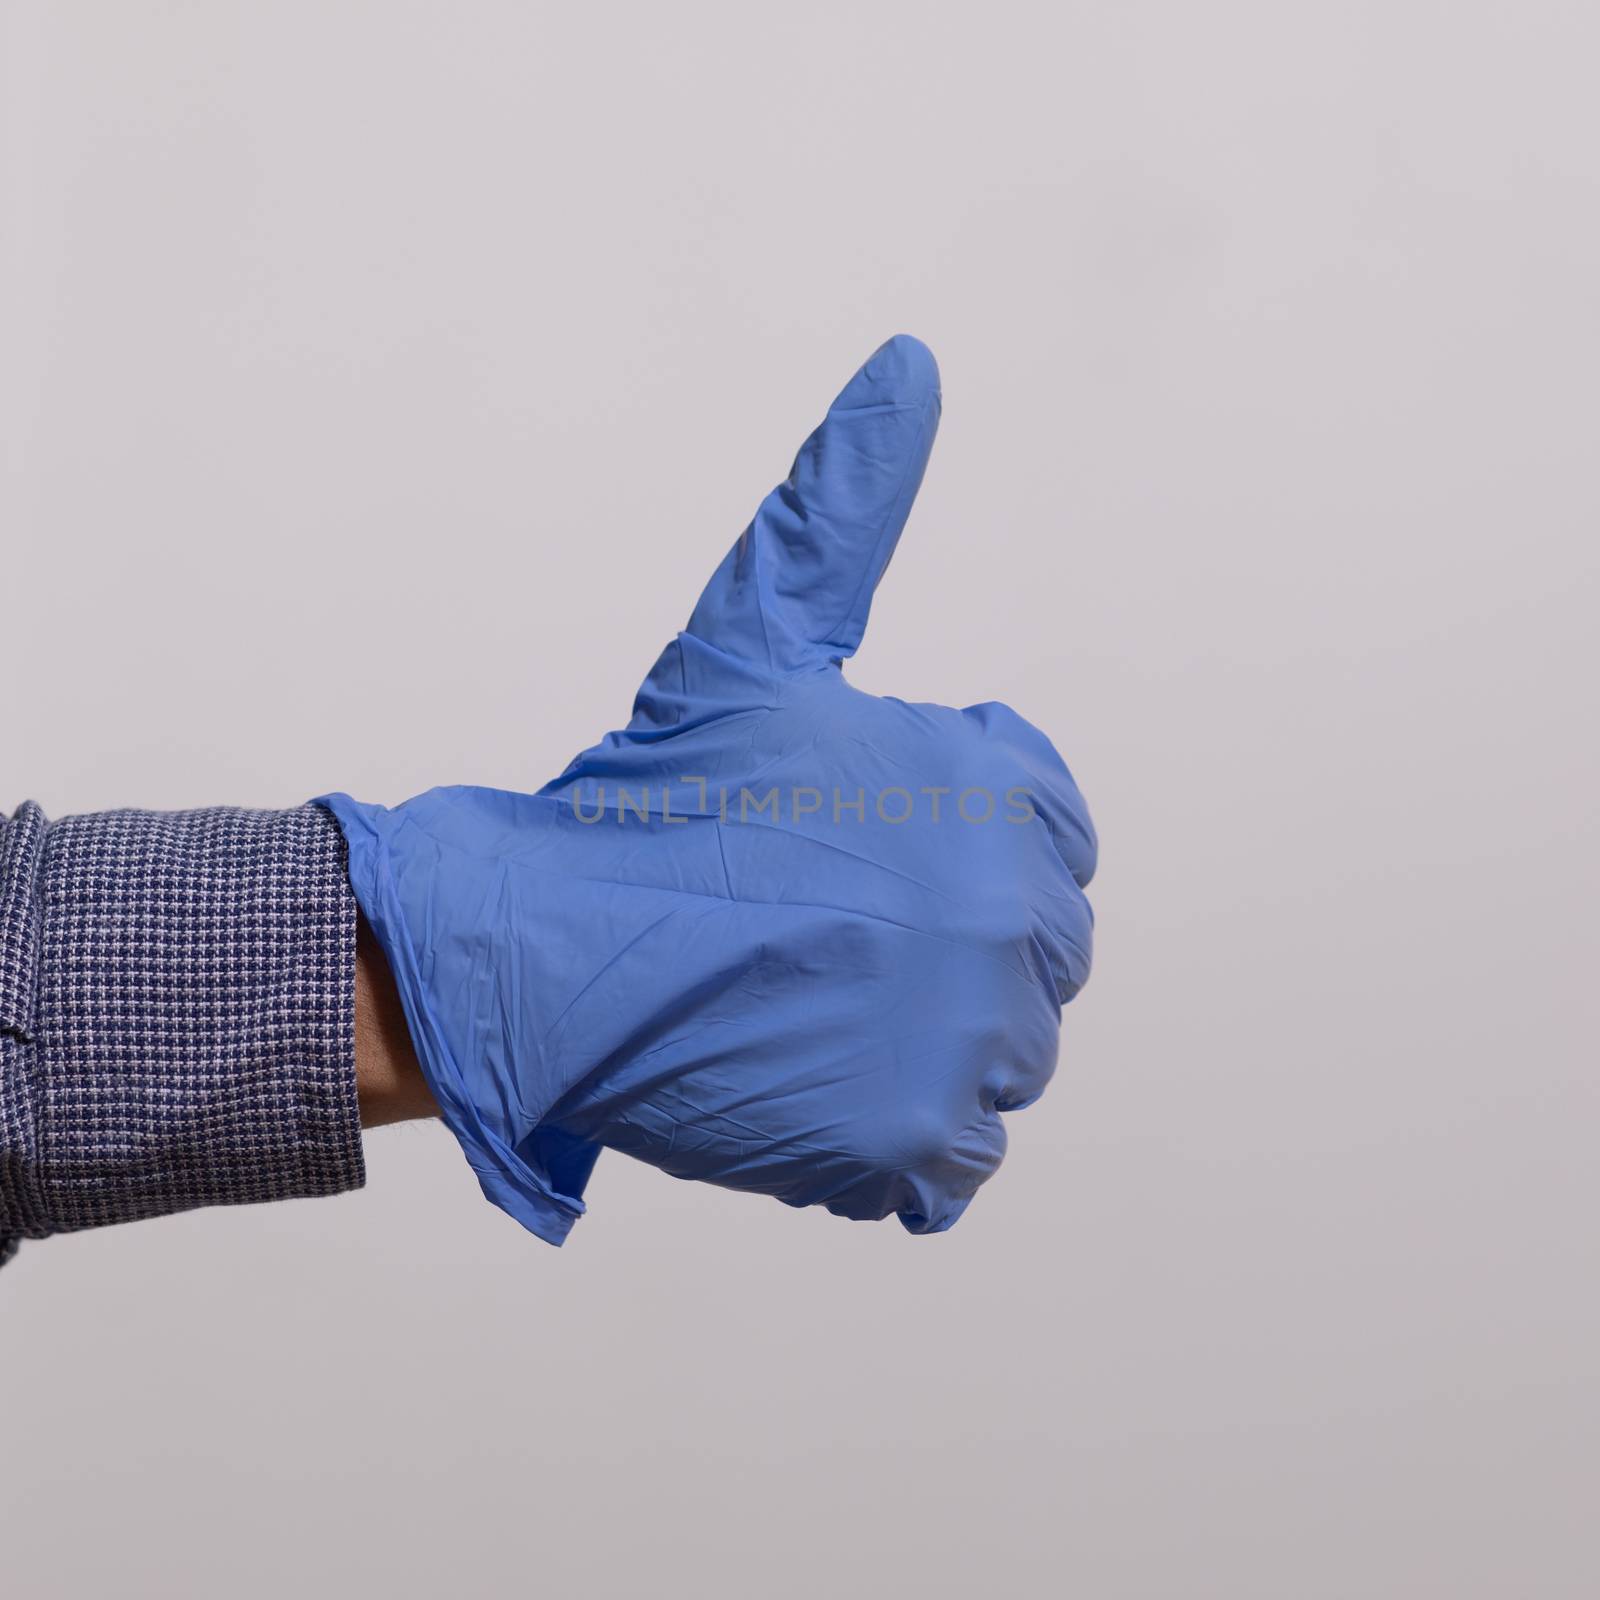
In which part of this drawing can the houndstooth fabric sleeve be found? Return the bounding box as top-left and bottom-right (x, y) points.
(0, 800), (365, 1268)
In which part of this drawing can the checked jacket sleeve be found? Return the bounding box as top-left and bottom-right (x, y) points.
(0, 800), (365, 1269)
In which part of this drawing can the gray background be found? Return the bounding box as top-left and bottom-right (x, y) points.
(2, 3), (1595, 1596)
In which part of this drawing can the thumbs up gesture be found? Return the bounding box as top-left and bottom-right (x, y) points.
(321, 337), (1096, 1243)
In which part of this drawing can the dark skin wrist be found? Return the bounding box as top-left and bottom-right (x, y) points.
(355, 914), (438, 1127)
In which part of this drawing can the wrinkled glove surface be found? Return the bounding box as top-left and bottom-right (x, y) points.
(320, 336), (1095, 1243)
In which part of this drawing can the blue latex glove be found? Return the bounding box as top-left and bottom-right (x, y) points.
(320, 336), (1095, 1243)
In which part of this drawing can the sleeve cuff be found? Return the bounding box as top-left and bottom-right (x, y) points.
(0, 801), (365, 1262)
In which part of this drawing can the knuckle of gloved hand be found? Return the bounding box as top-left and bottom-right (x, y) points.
(953, 698), (1095, 880)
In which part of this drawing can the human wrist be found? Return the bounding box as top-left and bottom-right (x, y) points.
(355, 913), (437, 1127)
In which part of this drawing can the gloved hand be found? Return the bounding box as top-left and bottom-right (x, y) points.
(320, 335), (1095, 1243)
